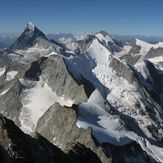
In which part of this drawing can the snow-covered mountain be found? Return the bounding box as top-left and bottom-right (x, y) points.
(4, 22), (65, 64)
(11, 22), (58, 51)
(0, 23), (163, 163)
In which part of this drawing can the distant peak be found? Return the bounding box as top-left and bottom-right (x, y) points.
(26, 22), (35, 31)
(95, 31), (114, 43)
(99, 30), (109, 36)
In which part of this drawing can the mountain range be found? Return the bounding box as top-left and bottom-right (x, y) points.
(1, 30), (163, 49)
(0, 22), (162, 163)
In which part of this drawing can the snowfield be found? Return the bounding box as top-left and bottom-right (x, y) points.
(95, 33), (114, 43)
(136, 39), (163, 55)
(77, 89), (163, 162)
(115, 45), (132, 56)
(19, 77), (73, 133)
(65, 36), (163, 162)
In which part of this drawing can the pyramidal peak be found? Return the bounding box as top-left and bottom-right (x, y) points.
(26, 22), (35, 31)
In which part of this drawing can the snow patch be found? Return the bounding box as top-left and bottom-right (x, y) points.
(0, 67), (5, 76)
(136, 39), (163, 55)
(87, 38), (111, 64)
(0, 89), (9, 96)
(95, 33), (114, 43)
(5, 71), (18, 81)
(134, 59), (150, 79)
(77, 89), (131, 145)
(19, 77), (73, 133)
(148, 56), (163, 70)
(26, 22), (35, 31)
(115, 45), (132, 57)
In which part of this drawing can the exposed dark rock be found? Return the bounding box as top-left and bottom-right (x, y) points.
(11, 23), (48, 50)
(0, 63), (27, 126)
(96, 31), (121, 53)
(0, 80), (23, 126)
(36, 102), (156, 163)
(40, 55), (88, 103)
(10, 23), (61, 52)
(36, 103), (111, 163)
(25, 61), (42, 80)
(0, 114), (59, 163)
(75, 35), (96, 54)
(145, 60), (163, 92)
(120, 54), (140, 66)
(145, 47), (163, 59)
(67, 143), (103, 163)
(128, 39), (141, 55)
(109, 57), (135, 84)
(0, 114), (110, 163)
(103, 142), (154, 163)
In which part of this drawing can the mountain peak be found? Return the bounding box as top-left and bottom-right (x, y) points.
(95, 31), (114, 43)
(99, 30), (109, 36)
(10, 22), (49, 50)
(25, 22), (35, 32)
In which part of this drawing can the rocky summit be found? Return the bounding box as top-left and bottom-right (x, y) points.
(0, 22), (162, 163)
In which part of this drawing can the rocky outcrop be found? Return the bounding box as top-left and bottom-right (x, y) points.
(145, 47), (163, 59)
(36, 102), (155, 163)
(10, 22), (61, 52)
(40, 55), (88, 103)
(95, 31), (121, 53)
(0, 114), (106, 163)
(0, 49), (11, 66)
(0, 114), (57, 163)
(0, 80), (23, 125)
(0, 53), (88, 132)
(74, 35), (96, 54)
(25, 61), (42, 80)
(103, 141), (153, 163)
(120, 54), (140, 66)
(0, 63), (27, 126)
(36, 103), (111, 163)
(109, 57), (136, 84)
(145, 60), (163, 92)
(128, 39), (141, 55)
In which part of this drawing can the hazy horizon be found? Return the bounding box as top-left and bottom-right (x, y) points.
(0, 0), (163, 36)
(0, 25), (163, 38)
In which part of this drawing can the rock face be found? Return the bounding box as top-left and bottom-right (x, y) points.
(0, 80), (23, 125)
(145, 60), (163, 91)
(40, 55), (88, 103)
(0, 114), (106, 163)
(145, 47), (163, 59)
(109, 57), (135, 84)
(0, 49), (12, 66)
(0, 114), (58, 163)
(25, 61), (42, 80)
(10, 22), (60, 51)
(96, 31), (121, 53)
(0, 63), (27, 126)
(36, 102), (154, 163)
(128, 39), (141, 55)
(0, 53), (88, 132)
(36, 103), (111, 163)
(103, 142), (153, 163)
(74, 35), (96, 54)
(120, 54), (140, 66)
